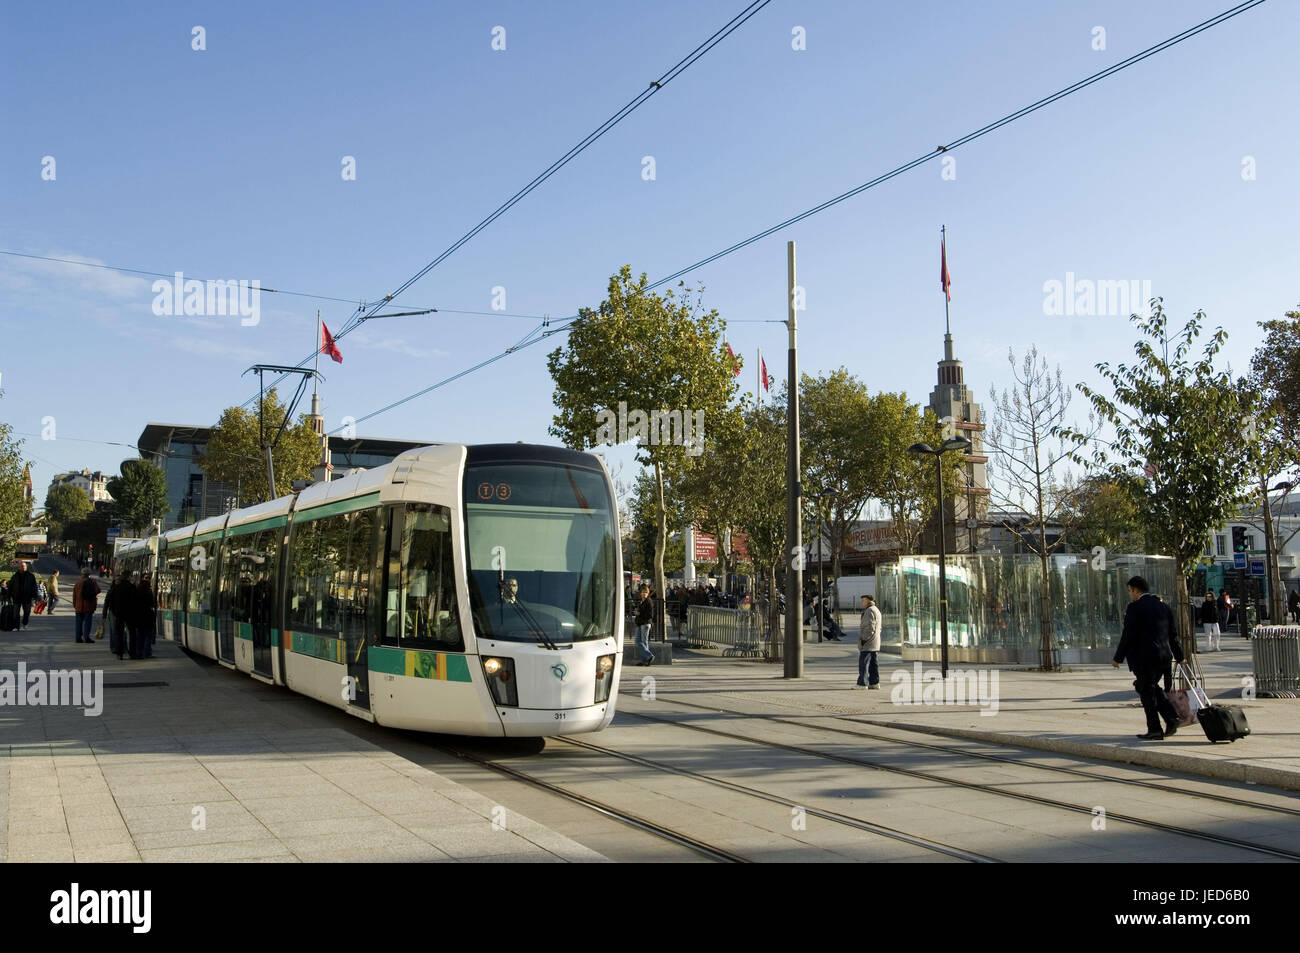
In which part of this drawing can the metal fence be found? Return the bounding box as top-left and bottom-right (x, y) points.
(1251, 625), (1300, 698)
(686, 605), (770, 657)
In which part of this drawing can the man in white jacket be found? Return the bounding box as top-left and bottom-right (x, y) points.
(855, 594), (882, 689)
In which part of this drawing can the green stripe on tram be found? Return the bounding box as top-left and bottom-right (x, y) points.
(227, 514), (287, 537)
(293, 492), (381, 523)
(286, 630), (345, 663)
(368, 645), (472, 682)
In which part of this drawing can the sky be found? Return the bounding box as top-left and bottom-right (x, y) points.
(2, 0), (1297, 506)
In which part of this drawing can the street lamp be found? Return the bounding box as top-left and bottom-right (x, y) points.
(909, 436), (973, 678)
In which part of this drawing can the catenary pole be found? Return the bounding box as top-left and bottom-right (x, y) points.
(785, 241), (803, 677)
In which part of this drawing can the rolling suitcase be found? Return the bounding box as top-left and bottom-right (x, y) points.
(1182, 663), (1250, 743)
(0, 601), (15, 632)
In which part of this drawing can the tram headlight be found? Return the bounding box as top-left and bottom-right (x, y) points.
(481, 657), (518, 707)
(594, 654), (615, 704)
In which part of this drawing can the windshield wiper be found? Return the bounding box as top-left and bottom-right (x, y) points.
(498, 572), (558, 650)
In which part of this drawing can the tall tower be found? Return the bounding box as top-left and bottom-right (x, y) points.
(925, 331), (989, 553)
(308, 393), (332, 484)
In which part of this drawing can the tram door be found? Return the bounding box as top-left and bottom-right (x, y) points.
(342, 506), (379, 711)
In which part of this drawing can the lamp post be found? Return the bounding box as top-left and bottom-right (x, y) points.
(909, 436), (973, 679)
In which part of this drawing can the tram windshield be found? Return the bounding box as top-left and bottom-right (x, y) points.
(464, 462), (617, 644)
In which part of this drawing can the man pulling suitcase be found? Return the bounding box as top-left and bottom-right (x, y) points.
(1112, 575), (1183, 740)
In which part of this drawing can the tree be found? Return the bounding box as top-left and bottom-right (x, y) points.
(627, 469), (686, 576)
(801, 369), (874, 616)
(200, 388), (323, 503)
(44, 484), (92, 539)
(678, 407), (748, 590)
(731, 402), (789, 660)
(1066, 473), (1147, 554)
(106, 461), (171, 536)
(1249, 306), (1300, 470)
(870, 393), (962, 554)
(0, 414), (30, 564)
(985, 346), (1097, 670)
(547, 266), (739, 632)
(1066, 303), (1255, 647)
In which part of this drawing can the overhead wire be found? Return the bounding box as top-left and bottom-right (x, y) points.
(332, 0), (1267, 434)
(240, 0), (774, 407)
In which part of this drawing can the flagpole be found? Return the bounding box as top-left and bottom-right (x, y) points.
(314, 311), (321, 396)
(942, 225), (950, 336)
(756, 348), (761, 410)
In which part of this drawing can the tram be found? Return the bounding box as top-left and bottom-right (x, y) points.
(114, 443), (623, 736)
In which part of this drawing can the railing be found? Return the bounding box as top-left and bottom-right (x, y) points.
(686, 605), (770, 657)
(1250, 625), (1300, 698)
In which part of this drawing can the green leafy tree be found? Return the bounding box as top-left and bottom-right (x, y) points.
(801, 369), (874, 616)
(731, 402), (789, 660)
(200, 388), (323, 503)
(627, 469), (686, 576)
(678, 407), (747, 589)
(1066, 473), (1148, 554)
(1249, 306), (1300, 470)
(106, 461), (171, 536)
(1066, 303), (1255, 646)
(0, 415), (30, 564)
(547, 266), (739, 626)
(870, 393), (962, 554)
(44, 484), (92, 539)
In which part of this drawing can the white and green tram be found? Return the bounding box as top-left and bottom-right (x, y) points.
(114, 443), (623, 736)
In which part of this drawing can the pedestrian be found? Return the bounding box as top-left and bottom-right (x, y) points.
(47, 570), (60, 615)
(854, 593), (882, 689)
(1215, 588), (1232, 637)
(72, 567), (101, 643)
(133, 571), (157, 659)
(6, 561), (39, 630)
(1289, 588), (1300, 625)
(104, 571), (133, 659)
(1112, 575), (1183, 740)
(1198, 590), (1221, 652)
(634, 583), (654, 666)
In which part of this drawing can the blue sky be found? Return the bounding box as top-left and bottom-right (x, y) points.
(3, 0), (1297, 504)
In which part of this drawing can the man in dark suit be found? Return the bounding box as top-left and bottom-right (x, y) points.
(1112, 575), (1183, 740)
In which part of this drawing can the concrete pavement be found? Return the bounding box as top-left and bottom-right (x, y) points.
(0, 609), (605, 863)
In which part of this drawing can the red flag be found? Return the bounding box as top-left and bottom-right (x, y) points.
(761, 356), (771, 392)
(725, 342), (741, 376)
(941, 235), (952, 302)
(321, 322), (343, 363)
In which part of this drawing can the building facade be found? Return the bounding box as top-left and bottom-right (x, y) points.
(137, 423), (434, 530)
(49, 468), (112, 504)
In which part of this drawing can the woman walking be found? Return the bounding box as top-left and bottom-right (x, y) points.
(1198, 590), (1221, 652)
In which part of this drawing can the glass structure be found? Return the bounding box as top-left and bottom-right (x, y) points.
(876, 552), (1180, 663)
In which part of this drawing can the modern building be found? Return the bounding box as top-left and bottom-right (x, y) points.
(1198, 489), (1300, 612)
(136, 422), (434, 530)
(48, 468), (113, 504)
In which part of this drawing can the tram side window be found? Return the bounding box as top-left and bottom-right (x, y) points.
(159, 551), (187, 612)
(286, 510), (374, 639)
(187, 541), (217, 618)
(384, 504), (463, 651)
(221, 529), (279, 628)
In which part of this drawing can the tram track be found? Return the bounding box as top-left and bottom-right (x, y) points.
(433, 740), (751, 862)
(650, 694), (1300, 820)
(433, 735), (999, 863)
(616, 698), (1300, 862)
